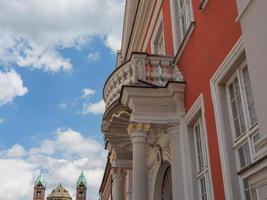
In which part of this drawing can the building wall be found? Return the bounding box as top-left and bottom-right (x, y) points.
(101, 0), (267, 199)
(142, 0), (241, 199)
(175, 1), (241, 199)
(236, 0), (267, 138)
(101, 174), (112, 200)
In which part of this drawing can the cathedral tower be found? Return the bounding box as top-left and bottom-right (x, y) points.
(76, 171), (87, 200)
(33, 171), (46, 200)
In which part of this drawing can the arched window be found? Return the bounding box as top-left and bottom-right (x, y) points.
(161, 166), (172, 200)
(79, 191), (84, 197)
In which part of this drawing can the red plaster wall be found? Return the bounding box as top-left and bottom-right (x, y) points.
(178, 1), (241, 198)
(145, 0), (242, 199)
(102, 175), (112, 200)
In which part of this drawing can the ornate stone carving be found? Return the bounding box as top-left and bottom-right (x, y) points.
(136, 59), (145, 80)
(127, 122), (151, 136)
(104, 52), (184, 109)
(101, 120), (110, 132)
(155, 144), (163, 166)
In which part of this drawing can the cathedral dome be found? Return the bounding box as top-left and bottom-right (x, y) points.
(47, 184), (72, 200)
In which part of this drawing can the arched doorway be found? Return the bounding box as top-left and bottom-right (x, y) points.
(161, 166), (172, 200)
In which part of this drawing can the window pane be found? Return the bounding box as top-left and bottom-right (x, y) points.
(249, 105), (257, 125)
(243, 179), (252, 200)
(253, 132), (261, 153)
(234, 118), (241, 136)
(194, 123), (204, 171)
(242, 66), (250, 86)
(238, 146), (246, 168)
(178, 0), (193, 39)
(238, 142), (251, 168)
(228, 76), (246, 138)
(237, 96), (246, 134)
(229, 83), (235, 100)
(234, 77), (240, 96)
(244, 142), (251, 164)
(231, 101), (238, 118)
(242, 66), (258, 126)
(200, 176), (207, 200)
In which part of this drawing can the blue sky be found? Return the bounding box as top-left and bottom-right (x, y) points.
(0, 36), (113, 148)
(0, 0), (125, 199)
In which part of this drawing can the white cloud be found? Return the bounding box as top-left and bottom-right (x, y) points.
(82, 100), (105, 115)
(3, 144), (26, 158)
(0, 128), (107, 200)
(82, 88), (95, 98)
(58, 102), (67, 109)
(0, 118), (4, 124)
(0, 0), (125, 72)
(87, 51), (100, 62)
(0, 159), (35, 200)
(0, 70), (28, 106)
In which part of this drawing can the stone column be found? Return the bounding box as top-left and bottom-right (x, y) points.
(111, 167), (126, 200)
(128, 123), (150, 200)
(167, 125), (185, 200)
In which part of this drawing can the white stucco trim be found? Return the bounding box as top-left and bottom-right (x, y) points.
(235, 0), (255, 22)
(210, 36), (244, 200)
(183, 94), (215, 200)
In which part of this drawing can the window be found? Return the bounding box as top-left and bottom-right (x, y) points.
(193, 118), (211, 200)
(36, 191), (41, 197)
(210, 38), (266, 200)
(177, 0), (194, 41)
(225, 62), (261, 200)
(170, 0), (195, 58)
(225, 62), (260, 171)
(151, 12), (165, 55)
(79, 191), (84, 197)
(153, 23), (165, 55)
(184, 94), (214, 200)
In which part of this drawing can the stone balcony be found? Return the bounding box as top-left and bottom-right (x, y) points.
(103, 52), (184, 109)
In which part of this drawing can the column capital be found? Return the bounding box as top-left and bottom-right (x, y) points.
(127, 122), (151, 136)
(111, 167), (127, 176)
(111, 167), (127, 183)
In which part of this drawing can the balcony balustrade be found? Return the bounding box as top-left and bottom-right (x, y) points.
(103, 53), (184, 109)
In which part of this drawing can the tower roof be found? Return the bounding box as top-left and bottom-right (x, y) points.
(34, 171), (47, 188)
(76, 171), (87, 188)
(47, 184), (72, 199)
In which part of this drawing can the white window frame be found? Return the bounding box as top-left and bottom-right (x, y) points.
(210, 36), (266, 200)
(177, 0), (194, 41)
(183, 94), (214, 200)
(151, 11), (165, 55)
(199, 0), (209, 10)
(193, 118), (210, 200)
(170, 0), (195, 60)
(225, 61), (261, 168)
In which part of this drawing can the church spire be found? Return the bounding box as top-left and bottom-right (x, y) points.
(76, 170), (87, 200)
(76, 170), (87, 188)
(33, 170), (46, 200)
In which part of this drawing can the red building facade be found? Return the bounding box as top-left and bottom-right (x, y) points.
(100, 0), (267, 200)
